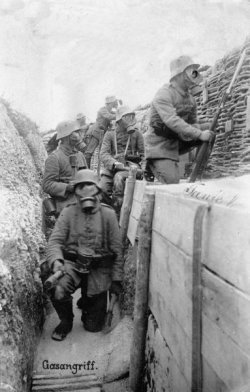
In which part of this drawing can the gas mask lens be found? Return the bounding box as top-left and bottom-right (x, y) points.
(185, 67), (202, 86)
(122, 113), (136, 134)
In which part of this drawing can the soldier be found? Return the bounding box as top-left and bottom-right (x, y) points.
(85, 96), (120, 168)
(46, 169), (123, 341)
(42, 120), (87, 216)
(144, 55), (214, 184)
(100, 105), (145, 215)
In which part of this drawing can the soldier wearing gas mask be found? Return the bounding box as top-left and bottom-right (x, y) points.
(42, 120), (87, 216)
(84, 95), (120, 168)
(144, 55), (214, 184)
(45, 169), (123, 341)
(100, 106), (145, 215)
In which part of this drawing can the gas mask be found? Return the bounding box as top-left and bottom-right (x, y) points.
(184, 66), (203, 88)
(121, 113), (137, 134)
(75, 183), (99, 213)
(69, 131), (81, 150)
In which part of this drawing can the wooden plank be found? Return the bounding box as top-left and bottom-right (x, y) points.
(32, 384), (101, 391)
(127, 181), (147, 245)
(191, 205), (207, 392)
(127, 216), (138, 245)
(132, 180), (147, 202)
(145, 314), (191, 392)
(202, 314), (250, 390)
(203, 358), (229, 392)
(149, 297), (192, 385)
(32, 375), (97, 381)
(129, 191), (155, 392)
(153, 192), (207, 256)
(149, 235), (193, 385)
(202, 267), (250, 355)
(203, 205), (250, 294)
(149, 232), (193, 337)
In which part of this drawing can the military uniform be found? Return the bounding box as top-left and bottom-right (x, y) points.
(100, 125), (145, 213)
(85, 106), (116, 168)
(47, 201), (123, 334)
(42, 144), (87, 214)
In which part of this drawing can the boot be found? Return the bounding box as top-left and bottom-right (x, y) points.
(51, 298), (74, 341)
(76, 275), (88, 309)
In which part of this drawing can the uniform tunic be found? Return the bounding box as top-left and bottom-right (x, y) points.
(145, 83), (202, 161)
(42, 144), (87, 212)
(46, 203), (123, 296)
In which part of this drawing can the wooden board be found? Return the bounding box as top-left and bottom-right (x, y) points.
(202, 314), (250, 391)
(153, 192), (207, 257)
(203, 205), (250, 294)
(127, 180), (147, 245)
(149, 234), (193, 384)
(146, 314), (191, 392)
(202, 358), (229, 392)
(202, 267), (250, 355)
(149, 232), (193, 337)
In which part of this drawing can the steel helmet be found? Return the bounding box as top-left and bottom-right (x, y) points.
(76, 112), (86, 120)
(170, 55), (200, 80)
(56, 121), (81, 140)
(74, 169), (101, 190)
(116, 106), (135, 122)
(105, 95), (117, 104)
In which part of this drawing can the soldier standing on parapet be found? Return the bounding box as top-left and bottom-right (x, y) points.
(45, 169), (123, 341)
(76, 112), (89, 141)
(42, 121), (87, 216)
(84, 95), (121, 168)
(100, 105), (145, 215)
(144, 55), (214, 184)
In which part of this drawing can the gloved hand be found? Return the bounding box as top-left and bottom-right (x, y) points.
(110, 281), (123, 296)
(52, 260), (65, 274)
(199, 130), (215, 142)
(114, 162), (125, 171)
(66, 182), (75, 193)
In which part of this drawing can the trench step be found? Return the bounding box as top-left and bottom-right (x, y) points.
(32, 373), (102, 391)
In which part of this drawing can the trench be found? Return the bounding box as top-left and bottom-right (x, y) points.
(0, 101), (136, 392)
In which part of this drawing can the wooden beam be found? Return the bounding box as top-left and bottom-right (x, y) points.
(129, 190), (155, 392)
(119, 167), (137, 246)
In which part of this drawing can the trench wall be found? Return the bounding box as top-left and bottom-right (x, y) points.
(128, 180), (250, 392)
(0, 101), (47, 392)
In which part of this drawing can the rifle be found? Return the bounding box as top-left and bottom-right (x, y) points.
(189, 48), (247, 183)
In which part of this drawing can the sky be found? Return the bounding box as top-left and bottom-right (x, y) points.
(0, 0), (250, 131)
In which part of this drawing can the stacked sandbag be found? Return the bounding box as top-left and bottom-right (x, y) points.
(194, 36), (250, 178)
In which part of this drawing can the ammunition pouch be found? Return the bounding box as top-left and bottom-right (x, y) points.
(125, 155), (142, 165)
(151, 122), (179, 140)
(63, 249), (116, 274)
(43, 197), (56, 216)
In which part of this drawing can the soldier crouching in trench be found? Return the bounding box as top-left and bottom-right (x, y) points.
(44, 169), (124, 341)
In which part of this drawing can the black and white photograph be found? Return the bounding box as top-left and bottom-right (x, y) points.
(0, 1), (250, 391)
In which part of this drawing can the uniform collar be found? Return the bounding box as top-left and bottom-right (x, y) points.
(59, 143), (77, 156)
(170, 81), (190, 97)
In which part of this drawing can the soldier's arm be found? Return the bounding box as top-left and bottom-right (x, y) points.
(153, 89), (202, 141)
(107, 210), (124, 282)
(136, 130), (145, 158)
(46, 208), (70, 269)
(99, 106), (116, 121)
(42, 154), (69, 198)
(100, 131), (117, 170)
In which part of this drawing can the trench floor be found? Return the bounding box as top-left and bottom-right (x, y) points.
(33, 290), (131, 391)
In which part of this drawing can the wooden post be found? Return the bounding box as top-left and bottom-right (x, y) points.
(119, 167), (137, 245)
(192, 204), (209, 392)
(129, 190), (155, 392)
